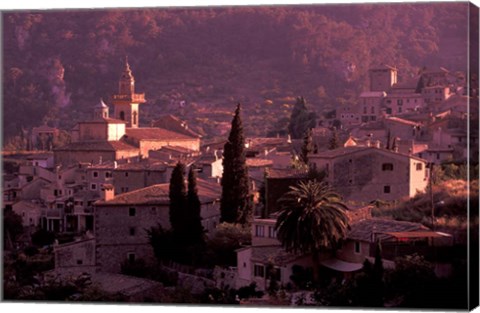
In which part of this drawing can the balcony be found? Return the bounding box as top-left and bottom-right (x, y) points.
(112, 93), (146, 103)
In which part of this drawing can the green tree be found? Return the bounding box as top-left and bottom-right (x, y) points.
(299, 128), (313, 164)
(169, 162), (187, 243)
(288, 97), (317, 139)
(220, 103), (251, 225)
(187, 167), (205, 245)
(275, 180), (349, 283)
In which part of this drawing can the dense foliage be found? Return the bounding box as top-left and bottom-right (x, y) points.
(220, 103), (251, 225)
(275, 180), (349, 282)
(3, 3), (469, 142)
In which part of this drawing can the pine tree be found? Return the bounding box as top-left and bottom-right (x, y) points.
(328, 128), (340, 150)
(300, 128), (313, 164)
(187, 167), (205, 245)
(220, 103), (251, 225)
(288, 96), (317, 139)
(169, 162), (187, 241)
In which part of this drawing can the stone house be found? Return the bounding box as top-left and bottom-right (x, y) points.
(112, 161), (170, 194)
(94, 179), (221, 273)
(308, 146), (429, 203)
(358, 91), (386, 122)
(12, 200), (45, 228)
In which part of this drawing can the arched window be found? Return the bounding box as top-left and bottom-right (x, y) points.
(120, 111), (125, 120)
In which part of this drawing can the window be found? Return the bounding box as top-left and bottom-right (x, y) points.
(255, 225), (265, 237)
(268, 226), (277, 238)
(58, 175), (62, 180)
(416, 163), (423, 171)
(398, 107), (402, 113)
(254, 264), (265, 277)
(127, 252), (136, 263)
(76, 259), (83, 265)
(243, 262), (246, 268)
(91, 183), (97, 190)
(436, 153), (440, 160)
(105, 172), (112, 178)
(125, 172), (129, 177)
(151, 207), (157, 214)
(129, 207), (136, 217)
(56, 203), (64, 209)
(93, 171), (98, 178)
(363, 107), (367, 114)
(382, 163), (394, 171)
(354, 241), (361, 254)
(384, 185), (391, 194)
(129, 227), (136, 236)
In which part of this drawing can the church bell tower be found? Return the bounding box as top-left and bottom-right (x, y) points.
(111, 57), (146, 128)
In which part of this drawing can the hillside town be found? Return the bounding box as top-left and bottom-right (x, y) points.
(3, 54), (478, 307)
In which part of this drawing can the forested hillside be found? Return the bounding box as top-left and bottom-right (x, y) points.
(2, 3), (470, 141)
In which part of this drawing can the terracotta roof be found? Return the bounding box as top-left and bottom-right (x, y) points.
(246, 158), (274, 168)
(114, 161), (167, 171)
(96, 178), (220, 206)
(159, 145), (196, 154)
(348, 218), (427, 242)
(125, 128), (195, 141)
(151, 114), (201, 138)
(265, 168), (307, 179)
(79, 118), (126, 124)
(385, 117), (422, 127)
(309, 146), (427, 162)
(55, 141), (138, 152)
(250, 245), (302, 266)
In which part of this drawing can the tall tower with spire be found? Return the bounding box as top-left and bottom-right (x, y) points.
(111, 57), (146, 128)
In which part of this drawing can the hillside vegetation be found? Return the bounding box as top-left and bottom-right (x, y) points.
(3, 3), (470, 141)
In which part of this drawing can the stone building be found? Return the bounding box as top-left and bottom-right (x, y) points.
(94, 179), (221, 273)
(309, 146), (429, 203)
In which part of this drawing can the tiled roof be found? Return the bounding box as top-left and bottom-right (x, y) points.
(246, 158), (274, 168)
(125, 128), (195, 141)
(385, 117), (422, 127)
(151, 114), (201, 138)
(79, 118), (126, 124)
(348, 218), (427, 242)
(265, 168), (307, 179)
(159, 145), (196, 154)
(96, 178), (221, 206)
(250, 245), (302, 265)
(54, 141), (138, 152)
(309, 146), (427, 162)
(114, 161), (167, 171)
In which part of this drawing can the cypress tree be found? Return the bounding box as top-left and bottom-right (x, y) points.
(288, 96), (317, 139)
(220, 103), (251, 225)
(187, 167), (205, 245)
(169, 162), (187, 241)
(300, 128), (313, 164)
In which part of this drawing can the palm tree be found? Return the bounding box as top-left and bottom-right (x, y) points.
(275, 180), (349, 283)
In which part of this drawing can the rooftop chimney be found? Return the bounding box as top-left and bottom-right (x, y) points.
(100, 184), (115, 201)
